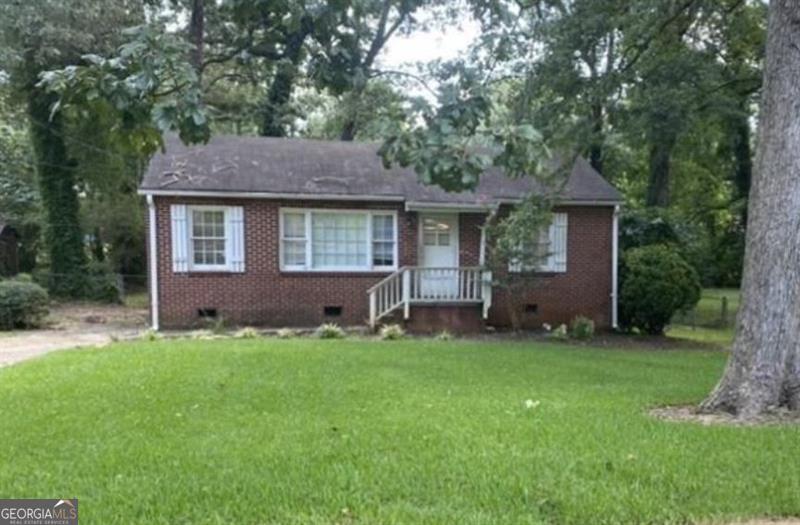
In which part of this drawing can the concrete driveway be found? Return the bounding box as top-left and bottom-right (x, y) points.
(0, 302), (146, 367)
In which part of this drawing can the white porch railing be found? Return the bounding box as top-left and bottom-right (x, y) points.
(367, 266), (493, 328)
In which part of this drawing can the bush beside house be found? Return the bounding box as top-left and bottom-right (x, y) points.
(619, 244), (701, 335)
(0, 278), (49, 329)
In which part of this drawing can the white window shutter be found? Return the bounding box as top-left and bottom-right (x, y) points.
(170, 204), (189, 273)
(552, 213), (568, 272)
(228, 206), (245, 272)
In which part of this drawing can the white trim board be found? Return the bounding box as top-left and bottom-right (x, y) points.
(139, 189), (621, 207)
(139, 189), (405, 202)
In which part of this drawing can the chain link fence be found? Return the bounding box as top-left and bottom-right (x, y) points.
(13, 271), (148, 305)
(672, 291), (739, 329)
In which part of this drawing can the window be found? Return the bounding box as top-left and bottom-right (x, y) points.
(170, 204), (245, 273)
(422, 217), (451, 246)
(280, 209), (397, 271)
(191, 209), (227, 268)
(281, 212), (307, 267)
(372, 214), (395, 266)
(510, 212), (568, 273)
(312, 213), (367, 267)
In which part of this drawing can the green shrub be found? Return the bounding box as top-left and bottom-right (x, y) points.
(209, 316), (227, 335)
(140, 328), (161, 342)
(31, 264), (121, 303)
(84, 262), (122, 303)
(0, 280), (49, 329)
(276, 328), (297, 339)
(190, 330), (214, 340)
(12, 273), (33, 283)
(570, 316), (595, 340)
(619, 209), (682, 253)
(235, 327), (260, 339)
(548, 323), (568, 340)
(435, 330), (454, 341)
(379, 323), (406, 340)
(619, 244), (701, 335)
(316, 322), (345, 339)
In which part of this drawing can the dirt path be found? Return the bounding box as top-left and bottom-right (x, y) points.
(0, 302), (147, 367)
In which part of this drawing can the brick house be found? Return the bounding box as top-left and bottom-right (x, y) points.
(139, 135), (622, 332)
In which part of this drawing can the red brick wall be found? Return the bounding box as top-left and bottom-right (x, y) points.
(487, 206), (614, 329)
(150, 197), (613, 330)
(459, 213), (484, 266)
(153, 197), (416, 328)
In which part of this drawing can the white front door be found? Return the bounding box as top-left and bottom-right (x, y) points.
(419, 214), (459, 298)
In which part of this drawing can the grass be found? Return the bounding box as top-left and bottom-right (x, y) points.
(667, 324), (735, 347)
(123, 290), (149, 309)
(1, 339), (798, 524)
(673, 288), (740, 329)
(669, 288), (740, 348)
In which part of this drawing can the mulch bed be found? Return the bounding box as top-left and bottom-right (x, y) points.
(651, 405), (800, 427)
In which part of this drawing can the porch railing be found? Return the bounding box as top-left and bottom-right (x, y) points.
(367, 266), (493, 328)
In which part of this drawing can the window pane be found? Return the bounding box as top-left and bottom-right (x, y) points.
(373, 241), (394, 266)
(283, 213), (306, 238)
(191, 209), (226, 266)
(283, 240), (306, 266)
(193, 239), (226, 266)
(372, 215), (393, 241)
(311, 213), (367, 268)
(371, 215), (395, 267)
(438, 233), (450, 246)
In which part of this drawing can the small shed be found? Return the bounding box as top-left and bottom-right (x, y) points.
(0, 221), (19, 277)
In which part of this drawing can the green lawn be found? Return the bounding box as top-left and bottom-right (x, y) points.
(123, 290), (149, 309)
(1, 339), (798, 524)
(668, 288), (740, 347)
(673, 288), (741, 329)
(667, 324), (735, 347)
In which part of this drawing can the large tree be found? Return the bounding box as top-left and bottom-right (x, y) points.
(310, 0), (427, 141)
(701, 0), (800, 417)
(0, 0), (144, 296)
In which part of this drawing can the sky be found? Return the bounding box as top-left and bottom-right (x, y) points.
(380, 17), (480, 69)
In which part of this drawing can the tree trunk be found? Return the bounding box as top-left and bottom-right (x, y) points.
(645, 135), (675, 207)
(259, 18), (312, 138)
(588, 103), (604, 176)
(92, 226), (105, 262)
(189, 0), (204, 80)
(701, 0), (800, 417)
(340, 118), (357, 142)
(730, 107), (753, 226)
(27, 89), (87, 297)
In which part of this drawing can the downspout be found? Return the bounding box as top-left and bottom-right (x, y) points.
(479, 227), (486, 266)
(146, 194), (160, 330)
(611, 204), (620, 329)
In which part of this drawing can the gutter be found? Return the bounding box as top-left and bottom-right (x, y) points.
(404, 201), (498, 212)
(138, 189), (622, 208)
(146, 194), (159, 330)
(138, 189), (405, 202)
(611, 204), (620, 329)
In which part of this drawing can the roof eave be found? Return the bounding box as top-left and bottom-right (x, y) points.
(138, 188), (622, 207)
(137, 188), (405, 202)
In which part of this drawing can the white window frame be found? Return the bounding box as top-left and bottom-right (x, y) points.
(187, 205), (233, 272)
(279, 207), (398, 272)
(510, 213), (568, 274)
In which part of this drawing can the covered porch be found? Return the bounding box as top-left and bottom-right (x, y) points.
(367, 266), (493, 329)
(368, 208), (492, 329)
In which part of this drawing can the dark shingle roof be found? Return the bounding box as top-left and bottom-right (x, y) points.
(140, 134), (622, 205)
